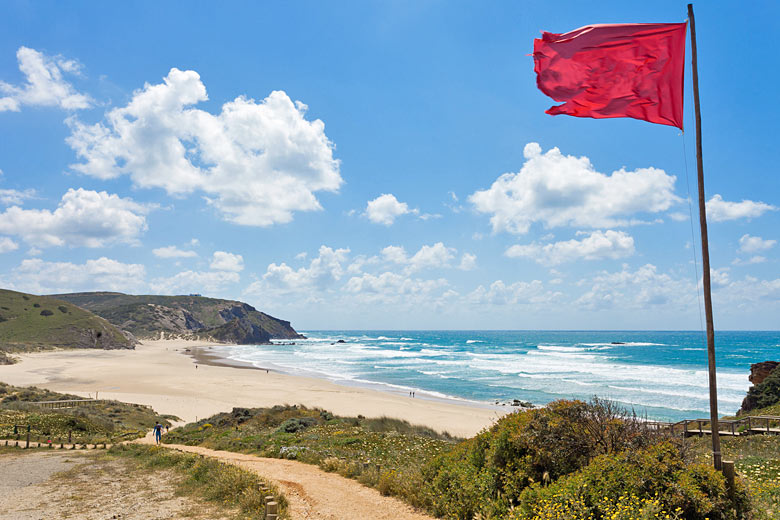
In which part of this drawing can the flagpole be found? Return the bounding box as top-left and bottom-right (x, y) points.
(687, 3), (721, 471)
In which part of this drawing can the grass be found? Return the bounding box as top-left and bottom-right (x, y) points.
(164, 405), (457, 507)
(687, 434), (780, 519)
(109, 443), (289, 519)
(0, 382), (176, 443)
(0, 288), (132, 351)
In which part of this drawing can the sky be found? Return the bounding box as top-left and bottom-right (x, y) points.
(0, 1), (778, 330)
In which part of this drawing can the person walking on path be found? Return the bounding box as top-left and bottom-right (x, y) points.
(153, 422), (164, 445)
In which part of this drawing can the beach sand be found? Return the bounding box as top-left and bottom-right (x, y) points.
(0, 340), (504, 437)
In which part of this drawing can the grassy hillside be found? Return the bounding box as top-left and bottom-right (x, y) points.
(0, 289), (134, 357)
(0, 382), (175, 442)
(53, 292), (302, 342)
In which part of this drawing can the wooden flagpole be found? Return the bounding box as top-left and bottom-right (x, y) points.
(687, 3), (721, 471)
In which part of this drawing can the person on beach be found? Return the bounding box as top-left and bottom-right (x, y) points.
(153, 422), (163, 444)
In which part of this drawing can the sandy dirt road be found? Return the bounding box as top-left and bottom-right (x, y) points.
(139, 434), (435, 520)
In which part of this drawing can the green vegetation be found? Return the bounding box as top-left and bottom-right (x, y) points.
(53, 291), (302, 342)
(687, 435), (780, 519)
(0, 382), (175, 443)
(165, 405), (456, 504)
(0, 289), (133, 355)
(109, 444), (289, 519)
(742, 368), (780, 412)
(165, 400), (752, 519)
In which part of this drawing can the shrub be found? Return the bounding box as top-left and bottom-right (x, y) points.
(277, 417), (317, 433)
(33, 303), (41, 308)
(39, 309), (54, 316)
(512, 441), (751, 520)
(420, 399), (658, 519)
(58, 306), (68, 314)
(742, 368), (780, 411)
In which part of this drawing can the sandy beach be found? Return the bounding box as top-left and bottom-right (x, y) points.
(0, 340), (504, 438)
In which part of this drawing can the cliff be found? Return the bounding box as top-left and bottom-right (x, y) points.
(739, 360), (780, 414)
(52, 292), (303, 344)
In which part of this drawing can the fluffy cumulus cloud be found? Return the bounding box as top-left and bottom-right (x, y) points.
(151, 270), (239, 295)
(738, 234), (776, 254)
(364, 194), (415, 226)
(469, 143), (679, 234)
(66, 68), (341, 226)
(3, 257), (146, 294)
(153, 245), (198, 259)
(706, 194), (777, 222)
(0, 47), (92, 112)
(0, 188), (148, 248)
(467, 280), (560, 306)
(0, 188), (35, 206)
(0, 236), (18, 253)
(343, 272), (449, 304)
(381, 242), (456, 273)
(251, 245), (350, 296)
(210, 251), (244, 272)
(505, 230), (635, 265)
(576, 264), (695, 310)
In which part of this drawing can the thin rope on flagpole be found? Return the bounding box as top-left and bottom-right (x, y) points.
(681, 131), (706, 337)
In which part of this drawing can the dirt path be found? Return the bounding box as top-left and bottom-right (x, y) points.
(0, 450), (236, 520)
(140, 436), (435, 520)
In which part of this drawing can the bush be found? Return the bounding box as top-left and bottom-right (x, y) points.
(277, 417), (317, 433)
(512, 441), (751, 520)
(58, 306), (68, 314)
(39, 309), (53, 316)
(420, 399), (658, 519)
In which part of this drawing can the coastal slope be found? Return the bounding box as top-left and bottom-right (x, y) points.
(52, 291), (303, 344)
(0, 289), (135, 361)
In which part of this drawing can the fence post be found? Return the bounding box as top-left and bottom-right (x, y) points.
(266, 500), (278, 519)
(25, 425), (30, 449)
(722, 460), (735, 499)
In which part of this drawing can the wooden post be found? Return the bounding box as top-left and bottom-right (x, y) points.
(266, 501), (278, 519)
(722, 460), (735, 498)
(688, 2), (722, 471)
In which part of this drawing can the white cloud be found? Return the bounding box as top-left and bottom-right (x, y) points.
(468, 280), (559, 306)
(707, 194), (776, 222)
(67, 68), (341, 226)
(0, 188), (148, 248)
(151, 270), (239, 295)
(459, 253), (477, 271)
(0, 47), (92, 112)
(343, 272), (448, 304)
(210, 251), (244, 272)
(380, 242), (456, 273)
(153, 245), (198, 259)
(738, 234), (776, 254)
(505, 230), (635, 265)
(0, 188), (35, 206)
(3, 257), (146, 294)
(469, 143), (679, 234)
(0, 237), (18, 253)
(365, 194), (414, 226)
(252, 245), (350, 295)
(576, 264), (695, 310)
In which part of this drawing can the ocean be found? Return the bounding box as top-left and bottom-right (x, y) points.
(218, 330), (780, 422)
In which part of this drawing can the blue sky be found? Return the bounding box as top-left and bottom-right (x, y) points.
(0, 1), (778, 330)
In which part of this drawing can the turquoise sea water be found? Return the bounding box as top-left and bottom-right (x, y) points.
(220, 330), (780, 422)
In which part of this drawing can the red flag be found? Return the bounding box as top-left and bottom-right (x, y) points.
(533, 23), (687, 129)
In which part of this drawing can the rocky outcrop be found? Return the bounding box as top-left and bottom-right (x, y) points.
(198, 318), (272, 344)
(52, 292), (303, 344)
(740, 361), (780, 414)
(749, 361), (780, 385)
